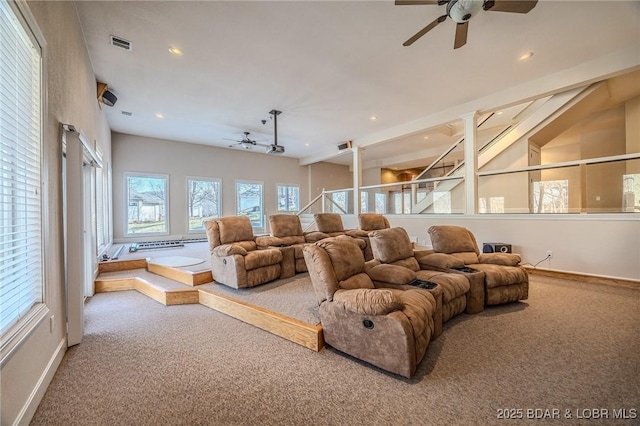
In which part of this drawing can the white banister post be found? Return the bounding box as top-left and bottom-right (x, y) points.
(463, 112), (478, 214)
(353, 146), (361, 215)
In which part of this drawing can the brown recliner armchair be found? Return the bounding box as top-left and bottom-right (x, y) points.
(368, 227), (481, 334)
(424, 225), (529, 306)
(303, 237), (438, 378)
(255, 214), (328, 275)
(204, 216), (285, 289)
(314, 213), (373, 260)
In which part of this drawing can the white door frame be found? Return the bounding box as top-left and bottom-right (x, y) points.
(61, 124), (102, 347)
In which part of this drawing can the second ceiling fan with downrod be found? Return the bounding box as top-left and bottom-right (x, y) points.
(397, 0), (538, 49)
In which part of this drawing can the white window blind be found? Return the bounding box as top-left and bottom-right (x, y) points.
(0, 2), (44, 336)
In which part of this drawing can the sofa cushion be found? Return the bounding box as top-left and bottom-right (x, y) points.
(213, 244), (247, 257)
(218, 216), (255, 244)
(428, 225), (479, 255)
(415, 270), (470, 303)
(367, 264), (416, 285)
(243, 248), (283, 271)
(315, 213), (345, 233)
(333, 288), (403, 315)
(339, 272), (376, 290)
(269, 214), (304, 238)
(417, 253), (465, 269)
(317, 238), (366, 282)
(358, 213), (389, 231)
(390, 257), (420, 272)
(478, 253), (521, 266)
(469, 263), (528, 289)
(280, 235), (306, 245)
(369, 227), (414, 264)
(451, 251), (479, 265)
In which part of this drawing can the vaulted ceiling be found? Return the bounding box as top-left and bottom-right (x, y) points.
(75, 1), (640, 168)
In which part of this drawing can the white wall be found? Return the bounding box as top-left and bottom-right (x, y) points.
(1, 2), (112, 424)
(341, 214), (639, 281)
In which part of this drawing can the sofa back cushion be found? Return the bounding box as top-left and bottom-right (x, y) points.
(269, 214), (303, 238)
(358, 213), (390, 231)
(369, 227), (415, 264)
(204, 220), (222, 251)
(314, 213), (345, 234)
(428, 225), (479, 255)
(317, 238), (366, 283)
(218, 216), (255, 245)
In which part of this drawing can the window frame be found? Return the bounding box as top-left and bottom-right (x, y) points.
(186, 176), (222, 233)
(124, 172), (170, 237)
(0, 0), (50, 363)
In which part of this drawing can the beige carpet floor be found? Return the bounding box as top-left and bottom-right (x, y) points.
(31, 276), (639, 425)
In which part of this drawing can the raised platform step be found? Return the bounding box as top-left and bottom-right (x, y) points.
(98, 257), (213, 286)
(198, 288), (323, 352)
(95, 273), (199, 306)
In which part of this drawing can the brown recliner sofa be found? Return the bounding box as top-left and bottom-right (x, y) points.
(368, 227), (481, 335)
(303, 237), (438, 378)
(204, 216), (285, 289)
(314, 213), (373, 260)
(255, 214), (328, 275)
(423, 225), (529, 306)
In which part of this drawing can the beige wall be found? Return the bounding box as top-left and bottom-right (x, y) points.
(111, 133), (354, 239)
(1, 1), (111, 424)
(111, 133), (318, 239)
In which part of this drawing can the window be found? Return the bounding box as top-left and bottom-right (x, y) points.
(433, 191), (452, 213)
(623, 174), (640, 212)
(479, 197), (505, 213)
(236, 180), (263, 229)
(277, 184), (299, 212)
(188, 177), (221, 232)
(0, 1), (45, 338)
(125, 173), (168, 235)
(532, 180), (569, 213)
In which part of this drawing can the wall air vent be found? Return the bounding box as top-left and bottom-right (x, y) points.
(110, 35), (132, 51)
(121, 111), (133, 116)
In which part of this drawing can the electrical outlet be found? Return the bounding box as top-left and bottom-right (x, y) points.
(546, 250), (553, 258)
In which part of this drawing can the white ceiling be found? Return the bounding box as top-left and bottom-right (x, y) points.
(75, 1), (640, 168)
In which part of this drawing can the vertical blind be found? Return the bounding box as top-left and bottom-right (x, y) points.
(0, 2), (44, 335)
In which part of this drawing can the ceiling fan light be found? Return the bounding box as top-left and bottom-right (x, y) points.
(448, 0), (483, 23)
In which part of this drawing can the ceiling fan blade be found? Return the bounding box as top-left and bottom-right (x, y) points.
(395, 1), (442, 5)
(484, 0), (537, 13)
(222, 138), (240, 142)
(403, 15), (447, 46)
(453, 21), (468, 49)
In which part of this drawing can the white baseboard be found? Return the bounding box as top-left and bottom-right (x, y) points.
(14, 337), (66, 426)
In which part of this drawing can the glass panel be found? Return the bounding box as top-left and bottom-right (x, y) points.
(586, 159), (640, 213)
(236, 181), (263, 228)
(126, 174), (168, 234)
(188, 178), (221, 231)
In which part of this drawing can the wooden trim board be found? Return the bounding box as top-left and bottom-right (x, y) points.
(147, 263), (212, 286)
(198, 288), (324, 352)
(98, 258), (147, 273)
(526, 267), (639, 289)
(95, 277), (199, 306)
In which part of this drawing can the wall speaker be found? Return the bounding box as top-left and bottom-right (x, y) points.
(97, 82), (117, 107)
(482, 243), (512, 253)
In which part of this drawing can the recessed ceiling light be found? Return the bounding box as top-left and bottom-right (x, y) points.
(304, 143), (310, 146)
(370, 116), (377, 121)
(519, 51), (534, 61)
(155, 113), (164, 119)
(423, 136), (429, 140)
(496, 111), (503, 115)
(168, 46), (183, 56)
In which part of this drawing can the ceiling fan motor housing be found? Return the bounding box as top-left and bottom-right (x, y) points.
(447, 0), (484, 23)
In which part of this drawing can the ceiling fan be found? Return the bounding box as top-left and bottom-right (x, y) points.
(224, 132), (269, 150)
(396, 0), (538, 49)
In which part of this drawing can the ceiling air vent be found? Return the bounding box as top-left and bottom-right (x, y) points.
(110, 35), (132, 51)
(121, 111), (133, 116)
